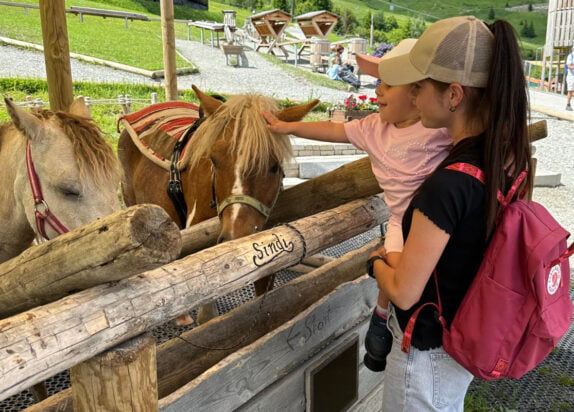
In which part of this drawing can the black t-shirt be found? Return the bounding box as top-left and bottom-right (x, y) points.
(395, 135), (488, 350)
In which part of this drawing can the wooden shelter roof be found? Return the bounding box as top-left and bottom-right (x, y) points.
(250, 8), (292, 21)
(294, 10), (338, 21)
(293, 10), (338, 39)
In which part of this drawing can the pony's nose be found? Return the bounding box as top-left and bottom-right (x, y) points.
(217, 234), (228, 244)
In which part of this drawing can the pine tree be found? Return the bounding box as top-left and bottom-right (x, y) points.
(272, 0), (289, 12)
(488, 7), (495, 20)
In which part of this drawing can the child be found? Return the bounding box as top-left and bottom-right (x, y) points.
(262, 39), (452, 372)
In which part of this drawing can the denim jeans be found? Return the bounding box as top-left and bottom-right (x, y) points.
(382, 304), (474, 411)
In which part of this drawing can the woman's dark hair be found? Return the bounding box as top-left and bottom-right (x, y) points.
(484, 20), (532, 234)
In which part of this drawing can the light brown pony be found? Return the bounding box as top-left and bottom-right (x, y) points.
(118, 85), (318, 323)
(0, 98), (121, 264)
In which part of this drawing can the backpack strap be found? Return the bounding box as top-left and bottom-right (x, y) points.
(401, 271), (446, 354)
(444, 162), (528, 207)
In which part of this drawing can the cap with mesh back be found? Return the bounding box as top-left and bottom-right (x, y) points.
(382, 16), (495, 87)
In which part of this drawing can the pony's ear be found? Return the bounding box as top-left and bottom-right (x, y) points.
(69, 97), (91, 119)
(4, 97), (44, 142)
(276, 99), (320, 122)
(192, 85), (223, 116)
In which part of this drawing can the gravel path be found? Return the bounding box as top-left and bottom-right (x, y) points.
(0, 41), (573, 248)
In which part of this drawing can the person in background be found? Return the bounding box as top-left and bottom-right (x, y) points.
(327, 45), (361, 91)
(369, 16), (532, 410)
(263, 39), (452, 374)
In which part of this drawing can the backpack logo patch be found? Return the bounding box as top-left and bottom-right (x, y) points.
(547, 264), (561, 295)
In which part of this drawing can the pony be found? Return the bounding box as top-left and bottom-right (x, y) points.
(0, 98), (122, 264)
(118, 85), (318, 324)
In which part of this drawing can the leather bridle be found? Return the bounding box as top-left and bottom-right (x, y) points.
(210, 169), (283, 220)
(26, 141), (69, 241)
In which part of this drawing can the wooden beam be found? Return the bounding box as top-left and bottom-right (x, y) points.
(160, 0), (178, 101)
(0, 205), (182, 318)
(0, 196), (386, 400)
(71, 334), (158, 412)
(39, 0), (73, 111)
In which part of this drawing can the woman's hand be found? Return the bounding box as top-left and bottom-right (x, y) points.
(369, 245), (387, 261)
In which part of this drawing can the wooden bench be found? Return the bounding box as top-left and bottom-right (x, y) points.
(69, 6), (149, 28)
(221, 44), (245, 66)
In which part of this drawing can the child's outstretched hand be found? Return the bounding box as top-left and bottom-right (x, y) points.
(262, 111), (291, 134)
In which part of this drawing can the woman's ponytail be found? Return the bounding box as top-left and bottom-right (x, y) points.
(484, 20), (533, 235)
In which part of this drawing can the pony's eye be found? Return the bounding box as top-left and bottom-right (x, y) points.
(270, 162), (280, 174)
(61, 187), (81, 198)
(210, 156), (219, 169)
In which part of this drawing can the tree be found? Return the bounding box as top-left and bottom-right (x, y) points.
(312, 0), (333, 12)
(272, 0), (289, 13)
(488, 7), (495, 20)
(333, 8), (359, 36)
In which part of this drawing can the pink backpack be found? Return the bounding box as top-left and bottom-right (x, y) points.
(401, 162), (574, 380)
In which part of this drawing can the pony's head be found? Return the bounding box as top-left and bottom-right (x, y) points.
(5, 97), (121, 241)
(184, 85), (318, 243)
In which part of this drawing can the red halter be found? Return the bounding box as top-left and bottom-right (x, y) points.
(26, 141), (69, 241)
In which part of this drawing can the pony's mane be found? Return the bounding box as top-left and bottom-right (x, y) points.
(36, 109), (120, 189)
(183, 94), (292, 175)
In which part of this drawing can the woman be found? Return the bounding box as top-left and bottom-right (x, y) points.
(369, 16), (532, 410)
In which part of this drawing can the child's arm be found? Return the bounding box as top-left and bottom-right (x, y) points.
(262, 111), (350, 143)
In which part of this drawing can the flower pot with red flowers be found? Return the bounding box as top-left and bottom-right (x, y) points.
(328, 94), (378, 123)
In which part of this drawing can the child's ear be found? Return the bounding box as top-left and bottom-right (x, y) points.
(275, 99), (320, 122)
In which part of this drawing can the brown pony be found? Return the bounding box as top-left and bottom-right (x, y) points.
(118, 85), (318, 323)
(0, 98), (121, 263)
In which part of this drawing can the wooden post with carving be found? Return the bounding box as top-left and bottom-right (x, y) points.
(39, 0), (73, 111)
(70, 334), (158, 412)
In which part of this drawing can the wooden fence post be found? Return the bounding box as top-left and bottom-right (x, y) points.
(160, 0), (178, 101)
(70, 334), (158, 412)
(39, 0), (74, 111)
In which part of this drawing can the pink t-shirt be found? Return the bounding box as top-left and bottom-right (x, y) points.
(344, 113), (452, 252)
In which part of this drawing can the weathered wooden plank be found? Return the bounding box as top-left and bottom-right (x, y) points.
(236, 319), (384, 411)
(0, 205), (181, 318)
(0, 196), (386, 400)
(25, 389), (73, 411)
(158, 275), (378, 411)
(70, 334), (158, 412)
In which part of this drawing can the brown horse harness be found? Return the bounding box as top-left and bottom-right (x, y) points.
(26, 141), (70, 241)
(168, 99), (283, 228)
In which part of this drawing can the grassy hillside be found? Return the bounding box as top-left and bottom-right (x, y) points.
(0, 0), (548, 64)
